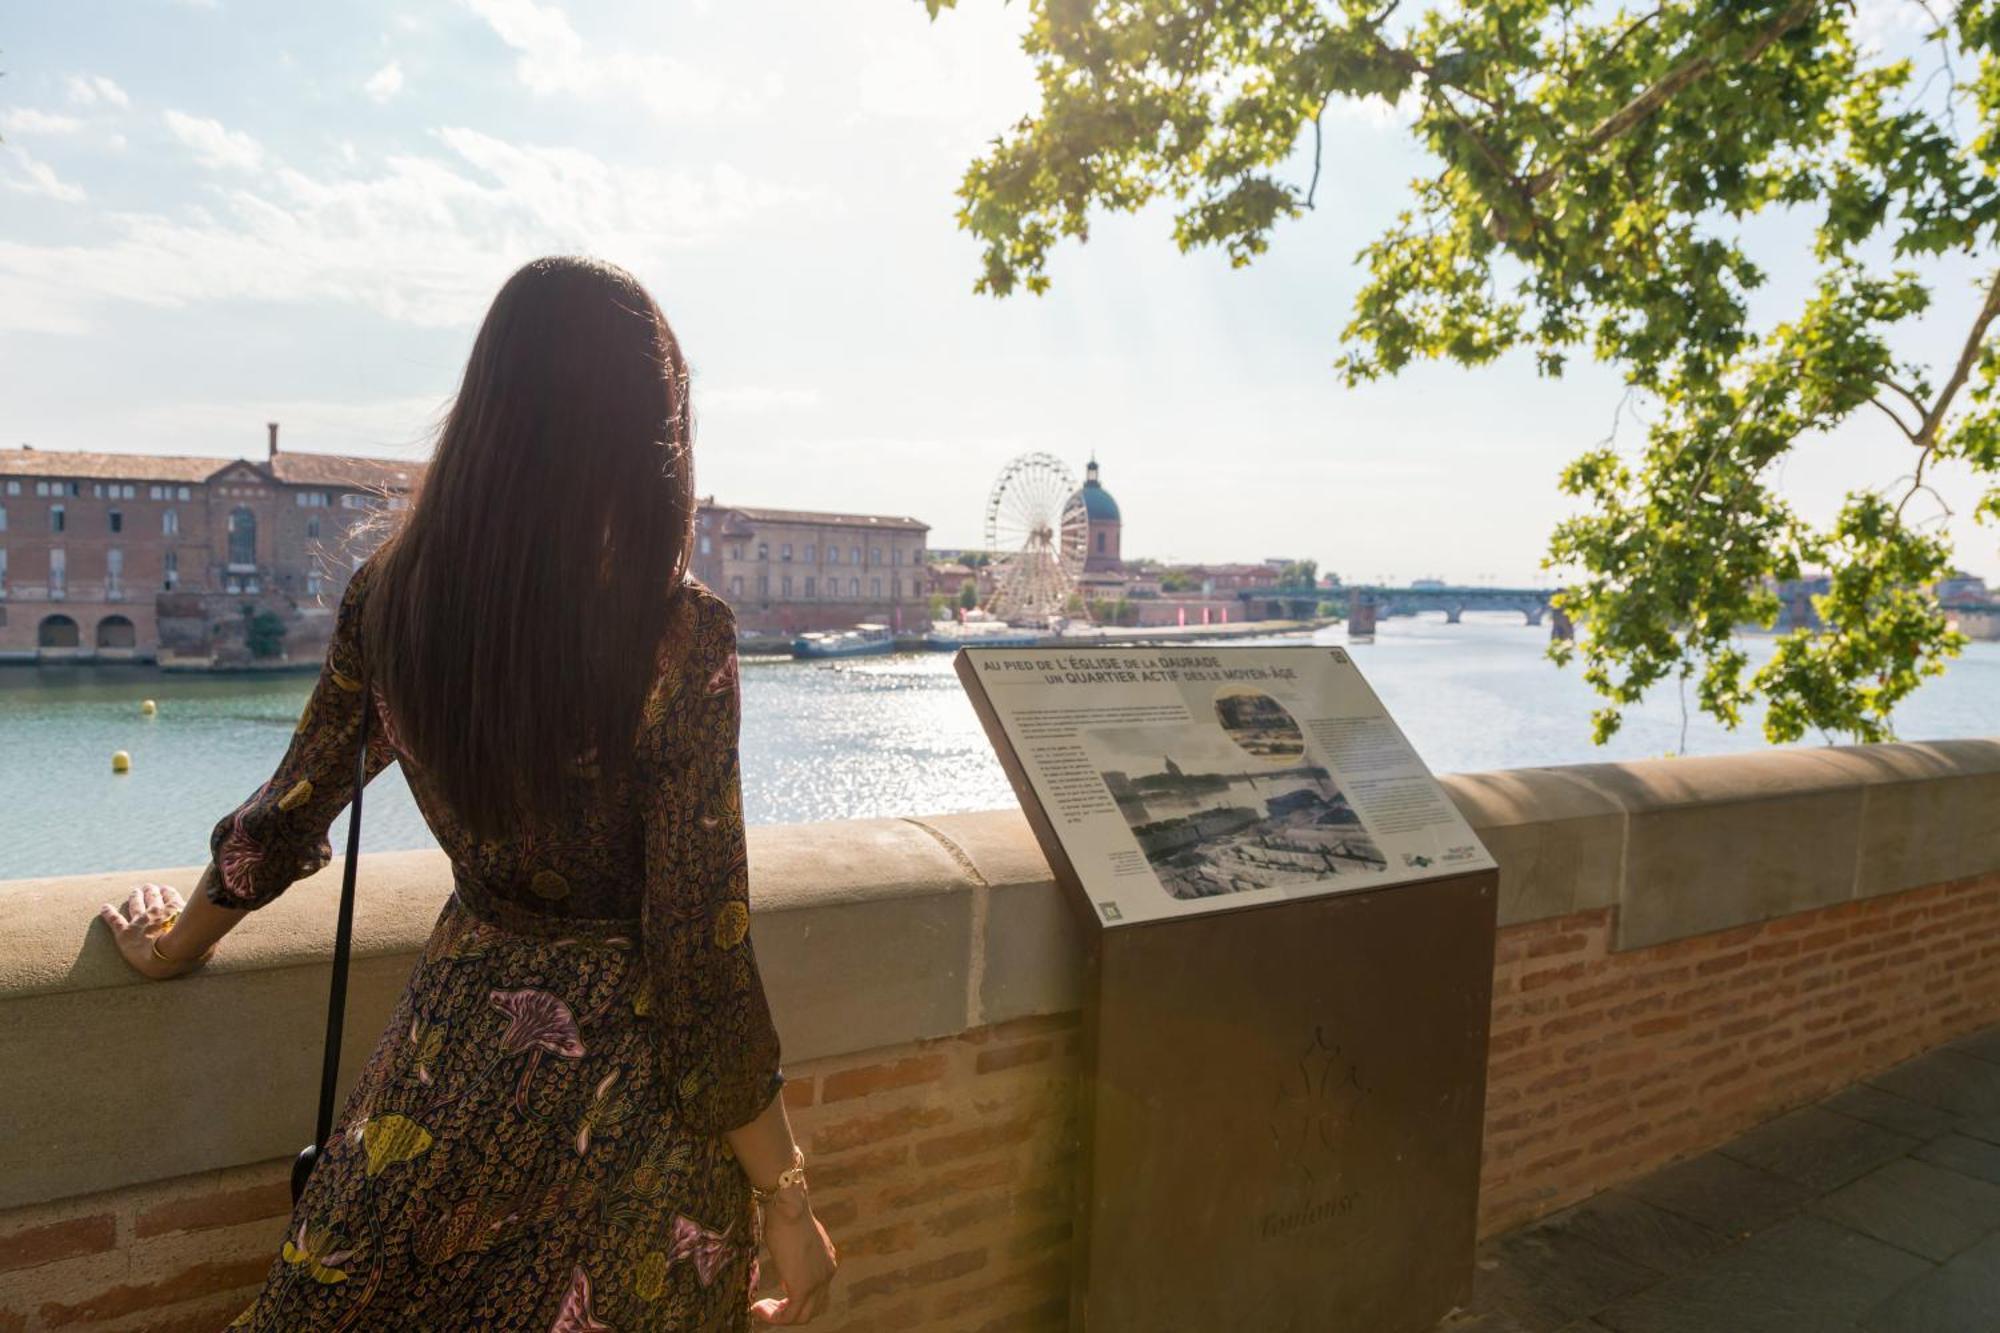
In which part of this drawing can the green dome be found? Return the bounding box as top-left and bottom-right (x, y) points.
(1075, 458), (1120, 521)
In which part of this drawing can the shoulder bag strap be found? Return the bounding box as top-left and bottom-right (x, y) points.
(292, 696), (371, 1204)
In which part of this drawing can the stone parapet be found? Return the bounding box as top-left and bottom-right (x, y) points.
(1, 739), (1995, 1329)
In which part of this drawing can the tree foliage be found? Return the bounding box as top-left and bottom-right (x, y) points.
(924, 0), (2000, 745)
(243, 607), (287, 660)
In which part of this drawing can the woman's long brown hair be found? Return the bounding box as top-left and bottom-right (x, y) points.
(362, 256), (695, 838)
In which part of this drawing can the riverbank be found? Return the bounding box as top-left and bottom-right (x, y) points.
(0, 654), (321, 674)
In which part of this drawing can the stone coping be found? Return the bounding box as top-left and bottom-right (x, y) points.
(1, 740), (1994, 1210)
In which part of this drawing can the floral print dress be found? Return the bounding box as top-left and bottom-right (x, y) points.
(214, 562), (782, 1332)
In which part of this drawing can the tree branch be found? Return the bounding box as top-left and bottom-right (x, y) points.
(1524, 0), (1821, 200)
(1868, 395), (1921, 442)
(1879, 376), (1929, 421)
(1602, 6), (1668, 65)
(1889, 269), (2000, 522)
(1915, 267), (2000, 449)
(1304, 91), (1332, 209)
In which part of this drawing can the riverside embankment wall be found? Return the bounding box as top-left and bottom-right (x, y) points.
(1, 739), (1996, 1331)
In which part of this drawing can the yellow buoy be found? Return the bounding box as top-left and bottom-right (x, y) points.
(140, 699), (157, 716)
(111, 750), (131, 773)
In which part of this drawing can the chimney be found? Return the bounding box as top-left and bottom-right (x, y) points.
(267, 421), (280, 460)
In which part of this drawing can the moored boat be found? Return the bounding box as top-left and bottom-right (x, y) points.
(791, 623), (897, 660)
(922, 609), (1049, 651)
(922, 623), (1045, 650)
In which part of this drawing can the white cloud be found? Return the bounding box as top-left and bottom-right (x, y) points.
(2, 108), (86, 136)
(65, 75), (130, 110)
(364, 61), (405, 104)
(700, 385), (823, 416)
(1326, 91), (1420, 132)
(0, 127), (802, 332)
(0, 271), (93, 333)
(2, 146), (86, 204)
(124, 395), (448, 456)
(163, 111), (264, 171)
(852, 26), (1031, 129)
(459, 0), (736, 120)
(1852, 0), (1932, 45)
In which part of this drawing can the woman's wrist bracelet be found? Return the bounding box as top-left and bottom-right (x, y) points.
(148, 915), (212, 971)
(750, 1145), (807, 1203)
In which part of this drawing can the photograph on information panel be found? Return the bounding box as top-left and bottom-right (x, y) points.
(962, 645), (1494, 926)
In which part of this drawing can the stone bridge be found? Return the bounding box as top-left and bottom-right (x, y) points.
(1346, 585), (1570, 637)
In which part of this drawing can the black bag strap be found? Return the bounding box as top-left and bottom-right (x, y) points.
(293, 696), (370, 1204)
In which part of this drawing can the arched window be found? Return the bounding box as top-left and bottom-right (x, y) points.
(96, 615), (136, 649)
(1096, 531), (1106, 553)
(228, 506), (257, 567)
(37, 614), (79, 649)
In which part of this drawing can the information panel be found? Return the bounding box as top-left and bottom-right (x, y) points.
(956, 644), (1494, 927)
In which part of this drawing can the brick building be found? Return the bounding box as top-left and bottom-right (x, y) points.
(2, 440), (933, 656)
(0, 427), (418, 663)
(690, 501), (930, 635)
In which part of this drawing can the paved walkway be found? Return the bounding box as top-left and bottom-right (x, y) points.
(1443, 1026), (2000, 1332)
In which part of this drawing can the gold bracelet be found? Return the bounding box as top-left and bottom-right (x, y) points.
(148, 916), (209, 970)
(750, 1146), (807, 1202)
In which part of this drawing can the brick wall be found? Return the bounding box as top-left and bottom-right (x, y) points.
(0, 1015), (1081, 1333)
(0, 1159), (292, 1332)
(788, 1014), (1079, 1333)
(1479, 871), (2000, 1234)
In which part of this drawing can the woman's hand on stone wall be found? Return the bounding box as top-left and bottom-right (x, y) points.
(96, 883), (213, 980)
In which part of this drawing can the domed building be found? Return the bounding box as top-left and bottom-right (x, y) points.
(1075, 457), (1122, 570)
(1071, 456), (1128, 601)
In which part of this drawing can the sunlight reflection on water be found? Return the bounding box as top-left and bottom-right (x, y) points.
(3, 615), (1995, 880)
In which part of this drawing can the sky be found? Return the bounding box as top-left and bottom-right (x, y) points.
(0, 0), (1994, 585)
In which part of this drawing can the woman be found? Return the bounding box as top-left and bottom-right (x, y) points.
(94, 257), (838, 1330)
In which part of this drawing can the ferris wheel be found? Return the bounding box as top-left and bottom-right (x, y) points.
(983, 451), (1090, 622)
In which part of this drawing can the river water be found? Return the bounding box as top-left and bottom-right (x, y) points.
(4, 615), (1996, 882)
